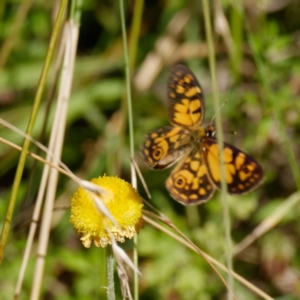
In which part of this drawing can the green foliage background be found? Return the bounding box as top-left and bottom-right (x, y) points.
(1, 0), (300, 299)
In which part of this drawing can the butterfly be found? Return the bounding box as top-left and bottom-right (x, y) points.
(141, 64), (263, 205)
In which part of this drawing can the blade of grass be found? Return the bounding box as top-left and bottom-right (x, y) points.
(119, 1), (142, 298)
(30, 19), (79, 300)
(128, 1), (144, 299)
(119, 0), (134, 162)
(202, 0), (234, 299)
(0, 0), (68, 265)
(11, 14), (84, 296)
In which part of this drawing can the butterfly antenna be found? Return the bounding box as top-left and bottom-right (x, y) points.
(210, 99), (228, 126)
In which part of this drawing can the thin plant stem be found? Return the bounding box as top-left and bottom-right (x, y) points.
(119, 1), (140, 299)
(14, 0), (83, 292)
(128, 1), (144, 299)
(132, 234), (139, 300)
(119, 0), (134, 160)
(201, 0), (234, 299)
(0, 0), (68, 265)
(13, 31), (67, 299)
(30, 19), (79, 300)
(99, 248), (107, 299)
(70, 0), (83, 24)
(106, 246), (116, 300)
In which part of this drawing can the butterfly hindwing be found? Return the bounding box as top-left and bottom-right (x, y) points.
(166, 148), (215, 205)
(141, 126), (191, 169)
(202, 137), (264, 194)
(168, 65), (205, 128)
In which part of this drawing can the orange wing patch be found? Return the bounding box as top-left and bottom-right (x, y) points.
(202, 137), (264, 194)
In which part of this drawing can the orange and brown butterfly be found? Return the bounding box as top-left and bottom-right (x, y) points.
(141, 64), (263, 205)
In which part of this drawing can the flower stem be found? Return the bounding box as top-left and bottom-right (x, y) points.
(106, 246), (116, 300)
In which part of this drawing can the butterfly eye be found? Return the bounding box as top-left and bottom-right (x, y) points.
(175, 176), (185, 188)
(153, 148), (163, 159)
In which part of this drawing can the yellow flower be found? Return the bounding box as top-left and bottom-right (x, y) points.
(70, 175), (144, 248)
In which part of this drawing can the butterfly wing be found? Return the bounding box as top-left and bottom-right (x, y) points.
(168, 65), (205, 128)
(166, 148), (215, 205)
(202, 137), (264, 194)
(141, 126), (191, 169)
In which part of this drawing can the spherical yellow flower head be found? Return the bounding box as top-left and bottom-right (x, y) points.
(70, 176), (144, 248)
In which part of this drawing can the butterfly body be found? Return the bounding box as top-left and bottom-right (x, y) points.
(142, 65), (263, 205)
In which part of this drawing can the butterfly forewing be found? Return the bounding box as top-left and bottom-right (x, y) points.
(168, 65), (205, 128)
(202, 137), (264, 194)
(141, 126), (191, 169)
(166, 148), (215, 205)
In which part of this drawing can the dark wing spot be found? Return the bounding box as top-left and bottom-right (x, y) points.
(192, 107), (202, 114)
(175, 177), (185, 188)
(242, 166), (249, 174)
(154, 149), (163, 159)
